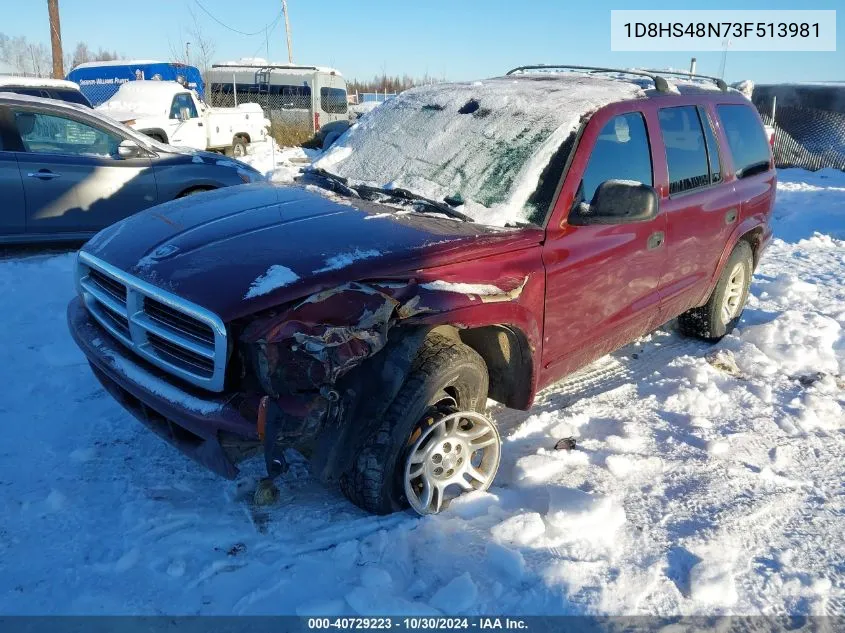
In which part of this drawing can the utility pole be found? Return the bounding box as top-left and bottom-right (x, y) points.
(47, 0), (64, 78)
(281, 0), (293, 63)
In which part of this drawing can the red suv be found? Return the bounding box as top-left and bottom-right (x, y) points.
(67, 66), (775, 515)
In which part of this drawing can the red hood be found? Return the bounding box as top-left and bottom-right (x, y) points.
(82, 183), (543, 322)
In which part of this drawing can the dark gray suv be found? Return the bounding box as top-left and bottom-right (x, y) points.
(0, 93), (264, 243)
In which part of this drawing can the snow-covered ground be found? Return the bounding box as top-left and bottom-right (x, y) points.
(0, 169), (843, 616)
(238, 139), (319, 184)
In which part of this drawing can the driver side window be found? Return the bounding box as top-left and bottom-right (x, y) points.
(579, 112), (653, 204)
(169, 94), (198, 120)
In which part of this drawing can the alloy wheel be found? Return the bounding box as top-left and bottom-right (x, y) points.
(403, 410), (501, 515)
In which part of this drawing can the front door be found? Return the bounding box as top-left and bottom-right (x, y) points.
(10, 108), (158, 234)
(541, 109), (667, 384)
(166, 93), (206, 150)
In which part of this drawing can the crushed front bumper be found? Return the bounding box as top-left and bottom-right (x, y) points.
(67, 296), (256, 478)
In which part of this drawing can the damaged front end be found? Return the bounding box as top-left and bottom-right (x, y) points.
(233, 276), (528, 482)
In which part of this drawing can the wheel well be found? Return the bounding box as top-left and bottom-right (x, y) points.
(235, 133), (250, 144)
(139, 128), (167, 143)
(739, 227), (764, 268)
(176, 185), (215, 198)
(432, 324), (533, 410)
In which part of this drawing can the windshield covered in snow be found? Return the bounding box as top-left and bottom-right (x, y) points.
(313, 74), (645, 226)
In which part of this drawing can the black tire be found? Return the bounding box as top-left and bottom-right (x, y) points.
(678, 241), (753, 341)
(177, 187), (212, 198)
(340, 332), (489, 515)
(225, 137), (248, 158)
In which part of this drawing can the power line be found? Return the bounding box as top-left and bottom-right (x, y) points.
(192, 0), (282, 36)
(248, 12), (284, 59)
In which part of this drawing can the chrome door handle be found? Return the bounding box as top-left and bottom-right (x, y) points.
(647, 231), (665, 250)
(27, 170), (61, 180)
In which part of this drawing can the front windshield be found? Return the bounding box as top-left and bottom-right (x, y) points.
(313, 74), (644, 226)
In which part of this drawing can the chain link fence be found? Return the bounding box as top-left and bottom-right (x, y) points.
(208, 86), (316, 146)
(753, 88), (845, 172)
(75, 81), (129, 107)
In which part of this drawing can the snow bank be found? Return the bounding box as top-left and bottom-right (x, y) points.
(238, 139), (317, 183)
(314, 74), (645, 226)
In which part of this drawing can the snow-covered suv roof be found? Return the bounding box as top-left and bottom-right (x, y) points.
(0, 75), (82, 91)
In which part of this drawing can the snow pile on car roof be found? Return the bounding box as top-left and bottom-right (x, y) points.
(315, 74), (645, 226)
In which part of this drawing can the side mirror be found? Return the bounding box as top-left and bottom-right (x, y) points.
(569, 180), (659, 225)
(117, 139), (142, 159)
(179, 107), (192, 122)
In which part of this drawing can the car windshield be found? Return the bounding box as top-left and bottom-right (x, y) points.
(312, 74), (644, 226)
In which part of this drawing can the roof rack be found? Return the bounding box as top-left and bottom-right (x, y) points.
(638, 68), (727, 92)
(211, 63), (321, 71)
(506, 65), (672, 93)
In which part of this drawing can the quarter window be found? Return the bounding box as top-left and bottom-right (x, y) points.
(698, 106), (722, 184)
(579, 112), (653, 204)
(13, 110), (121, 157)
(716, 104), (771, 179)
(658, 106), (710, 195)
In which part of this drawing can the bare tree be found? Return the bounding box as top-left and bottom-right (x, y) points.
(0, 33), (51, 76)
(71, 41), (90, 68)
(187, 7), (215, 83)
(168, 7), (215, 83)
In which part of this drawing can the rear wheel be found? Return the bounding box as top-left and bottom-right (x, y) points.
(226, 136), (248, 158)
(340, 332), (494, 515)
(678, 241), (753, 341)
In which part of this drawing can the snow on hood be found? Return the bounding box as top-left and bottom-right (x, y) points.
(314, 74), (645, 227)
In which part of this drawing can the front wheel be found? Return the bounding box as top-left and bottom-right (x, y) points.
(340, 332), (495, 515)
(678, 241), (753, 341)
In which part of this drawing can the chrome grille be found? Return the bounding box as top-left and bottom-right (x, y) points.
(76, 251), (227, 392)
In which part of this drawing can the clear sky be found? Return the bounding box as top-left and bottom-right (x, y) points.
(5, 0), (843, 84)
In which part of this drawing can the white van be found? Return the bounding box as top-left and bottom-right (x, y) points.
(207, 62), (349, 143)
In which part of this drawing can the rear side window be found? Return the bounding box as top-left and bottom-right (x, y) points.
(716, 104), (771, 178)
(51, 89), (91, 107)
(579, 112), (652, 204)
(320, 87), (348, 114)
(658, 106), (710, 195)
(7, 87), (50, 99)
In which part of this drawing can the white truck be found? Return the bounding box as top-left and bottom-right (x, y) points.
(96, 80), (270, 156)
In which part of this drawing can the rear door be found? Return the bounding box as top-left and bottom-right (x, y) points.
(11, 107), (158, 234)
(0, 107), (26, 236)
(656, 103), (740, 319)
(541, 108), (667, 383)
